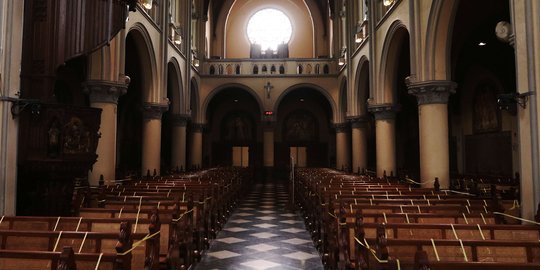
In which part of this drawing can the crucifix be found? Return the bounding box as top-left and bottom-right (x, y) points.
(264, 81), (273, 99)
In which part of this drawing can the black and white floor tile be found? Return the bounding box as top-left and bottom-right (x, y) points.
(195, 183), (323, 270)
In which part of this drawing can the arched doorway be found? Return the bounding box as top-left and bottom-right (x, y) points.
(205, 86), (262, 170)
(117, 30), (153, 177)
(449, 0), (516, 178)
(161, 62), (183, 173)
(275, 87), (333, 171)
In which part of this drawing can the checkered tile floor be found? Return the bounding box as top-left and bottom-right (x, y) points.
(195, 183), (323, 270)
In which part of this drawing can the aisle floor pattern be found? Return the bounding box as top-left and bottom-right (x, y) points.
(195, 183), (324, 270)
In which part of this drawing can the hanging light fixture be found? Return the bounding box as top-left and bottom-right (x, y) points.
(355, 33), (363, 43)
(174, 34), (182, 45)
(193, 58), (200, 67)
(338, 57), (346, 66)
(383, 0), (395, 7)
(142, 0), (153, 10)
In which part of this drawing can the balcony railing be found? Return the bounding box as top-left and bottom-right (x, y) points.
(202, 58), (337, 76)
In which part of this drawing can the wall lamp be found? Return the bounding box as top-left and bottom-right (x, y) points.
(141, 0), (152, 10)
(0, 96), (42, 118)
(497, 91), (535, 111)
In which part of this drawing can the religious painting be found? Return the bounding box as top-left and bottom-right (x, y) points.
(284, 110), (317, 142)
(473, 83), (500, 133)
(221, 111), (254, 142)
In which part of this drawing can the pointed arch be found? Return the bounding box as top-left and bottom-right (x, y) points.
(273, 83), (337, 123)
(355, 56), (370, 115)
(425, 0), (460, 80)
(127, 23), (158, 102)
(167, 57), (184, 114)
(201, 83), (264, 123)
(379, 20), (409, 104)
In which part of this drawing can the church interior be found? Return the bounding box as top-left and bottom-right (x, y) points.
(0, 0), (540, 269)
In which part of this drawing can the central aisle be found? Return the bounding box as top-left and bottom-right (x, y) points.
(195, 183), (324, 270)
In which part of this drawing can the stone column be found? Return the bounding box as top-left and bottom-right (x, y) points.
(170, 114), (189, 172)
(408, 81), (456, 188)
(335, 123), (350, 171)
(263, 122), (275, 179)
(369, 105), (396, 178)
(85, 81), (127, 185)
(141, 103), (168, 176)
(190, 124), (204, 169)
(350, 116), (369, 173)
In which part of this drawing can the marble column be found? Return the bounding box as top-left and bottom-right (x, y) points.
(335, 123), (350, 171)
(85, 81), (127, 185)
(369, 105), (396, 178)
(141, 103), (168, 176)
(408, 80), (456, 188)
(350, 116), (369, 173)
(171, 114), (189, 172)
(190, 124), (204, 169)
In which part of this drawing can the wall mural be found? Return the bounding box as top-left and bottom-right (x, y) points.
(222, 112), (253, 142)
(473, 83), (500, 133)
(284, 110), (317, 142)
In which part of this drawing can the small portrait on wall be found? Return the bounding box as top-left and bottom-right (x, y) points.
(473, 83), (500, 133)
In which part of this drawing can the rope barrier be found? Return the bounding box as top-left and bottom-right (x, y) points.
(94, 253), (103, 270)
(492, 212), (540, 226)
(118, 230), (161, 256)
(353, 237), (401, 269)
(172, 208), (195, 222)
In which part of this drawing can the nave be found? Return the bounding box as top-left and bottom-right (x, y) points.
(195, 182), (323, 270)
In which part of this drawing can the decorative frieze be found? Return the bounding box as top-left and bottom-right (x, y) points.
(407, 80), (457, 105)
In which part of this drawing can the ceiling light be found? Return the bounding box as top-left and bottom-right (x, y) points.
(478, 42), (487, 46)
(300, 98), (305, 102)
(234, 99), (238, 103)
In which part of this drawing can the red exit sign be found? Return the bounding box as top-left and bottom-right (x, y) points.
(264, 111), (273, 116)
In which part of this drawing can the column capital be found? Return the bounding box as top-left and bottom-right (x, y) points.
(142, 102), (169, 120)
(83, 80), (128, 104)
(170, 114), (190, 127)
(368, 104), (396, 120)
(191, 123), (206, 132)
(407, 80), (457, 105)
(348, 116), (370, 128)
(334, 122), (349, 133)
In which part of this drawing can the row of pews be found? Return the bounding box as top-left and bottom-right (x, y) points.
(0, 167), (248, 270)
(294, 168), (540, 270)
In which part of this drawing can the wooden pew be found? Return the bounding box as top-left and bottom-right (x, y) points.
(0, 246), (118, 270)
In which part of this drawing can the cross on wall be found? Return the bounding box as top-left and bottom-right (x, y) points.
(264, 81), (273, 99)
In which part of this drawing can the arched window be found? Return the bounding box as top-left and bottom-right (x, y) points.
(271, 65), (276, 74)
(235, 65), (241, 74)
(323, 64), (329, 74)
(262, 65), (268, 74)
(209, 65), (215, 75)
(279, 65), (285, 74)
(297, 65), (303, 74)
(253, 65), (259, 74)
(247, 9), (292, 52)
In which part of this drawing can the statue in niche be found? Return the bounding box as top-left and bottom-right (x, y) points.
(63, 117), (90, 153)
(473, 84), (499, 133)
(47, 119), (61, 157)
